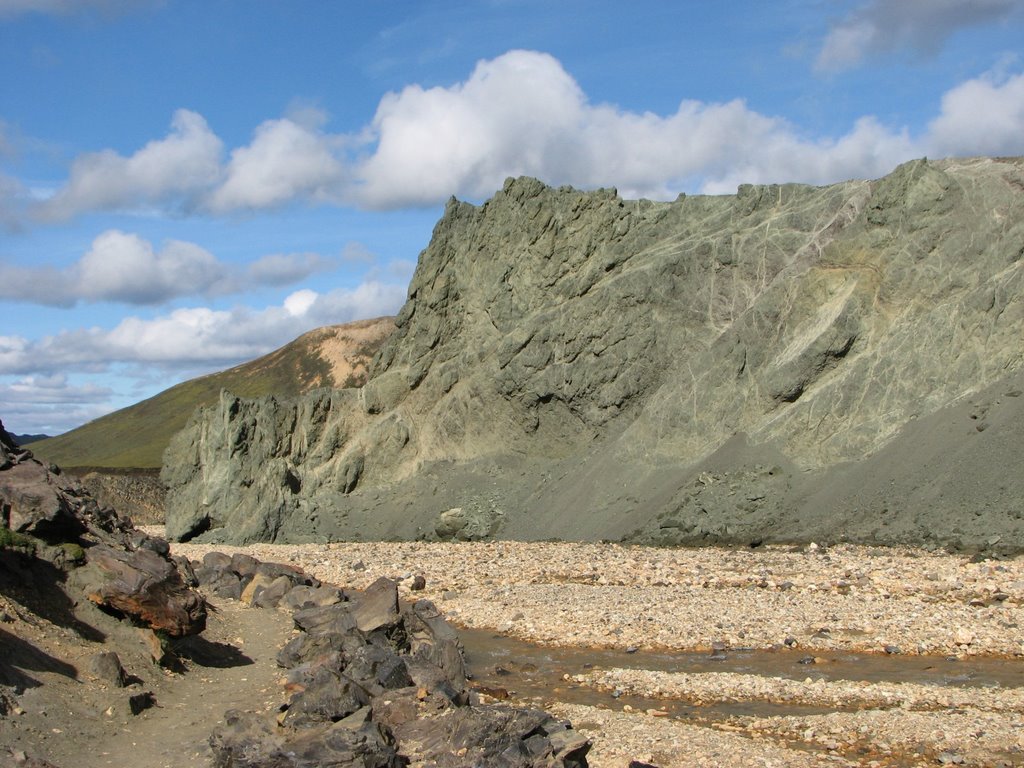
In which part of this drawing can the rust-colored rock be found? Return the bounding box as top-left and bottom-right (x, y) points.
(79, 544), (207, 637)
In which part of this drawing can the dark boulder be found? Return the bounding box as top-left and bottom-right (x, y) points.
(217, 553), (590, 767)
(210, 707), (404, 768)
(75, 544), (207, 637)
(283, 667), (371, 728)
(0, 460), (83, 540)
(342, 644), (413, 696)
(384, 703), (590, 767)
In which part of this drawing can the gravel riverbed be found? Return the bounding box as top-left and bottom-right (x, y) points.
(157, 534), (1024, 767)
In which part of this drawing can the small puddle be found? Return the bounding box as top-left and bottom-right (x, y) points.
(460, 627), (1024, 720)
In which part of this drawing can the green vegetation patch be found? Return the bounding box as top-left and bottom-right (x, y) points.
(0, 527), (37, 553)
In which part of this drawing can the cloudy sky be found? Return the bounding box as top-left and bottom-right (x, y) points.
(1, 0), (1023, 435)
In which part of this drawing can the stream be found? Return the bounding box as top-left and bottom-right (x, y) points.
(459, 627), (1024, 720)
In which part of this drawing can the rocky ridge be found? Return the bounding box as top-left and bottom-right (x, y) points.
(164, 157), (1024, 550)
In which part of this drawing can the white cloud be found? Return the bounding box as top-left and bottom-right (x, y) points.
(0, 373), (111, 404)
(14, 50), (1024, 221)
(351, 50), (1024, 201)
(34, 109), (223, 221)
(77, 230), (227, 303)
(355, 50), (586, 206)
(816, 0), (1024, 72)
(0, 282), (407, 376)
(0, 230), (340, 307)
(926, 69), (1024, 156)
(283, 288), (317, 317)
(305, 281), (408, 324)
(0, 373), (117, 435)
(351, 50), (923, 202)
(0, 229), (224, 306)
(206, 116), (345, 212)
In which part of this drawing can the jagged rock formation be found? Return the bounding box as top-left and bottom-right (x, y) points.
(164, 158), (1024, 551)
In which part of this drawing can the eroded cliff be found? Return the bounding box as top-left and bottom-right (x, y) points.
(163, 157), (1024, 550)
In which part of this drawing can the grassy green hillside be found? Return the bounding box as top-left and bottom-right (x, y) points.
(31, 318), (394, 470)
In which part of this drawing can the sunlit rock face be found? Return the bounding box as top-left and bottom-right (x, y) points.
(163, 158), (1024, 551)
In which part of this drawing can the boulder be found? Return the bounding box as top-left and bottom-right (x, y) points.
(0, 420), (139, 547)
(210, 708), (404, 768)
(0, 461), (82, 539)
(76, 544), (207, 637)
(253, 557), (589, 766)
(435, 505), (503, 541)
(240, 572), (275, 605)
(342, 645), (413, 696)
(88, 651), (127, 687)
(352, 577), (400, 633)
(252, 575), (293, 609)
(282, 667), (371, 727)
(382, 703), (590, 767)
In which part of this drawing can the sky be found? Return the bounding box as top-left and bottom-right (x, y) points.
(1, 0), (1023, 436)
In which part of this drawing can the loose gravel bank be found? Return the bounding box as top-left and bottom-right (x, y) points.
(158, 534), (1024, 767)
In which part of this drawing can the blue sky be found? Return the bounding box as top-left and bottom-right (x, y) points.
(1, 0), (1023, 435)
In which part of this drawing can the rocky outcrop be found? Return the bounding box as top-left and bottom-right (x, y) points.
(207, 566), (589, 767)
(1, 419), (127, 545)
(0, 418), (210, 765)
(1, 418), (208, 638)
(164, 158), (1024, 551)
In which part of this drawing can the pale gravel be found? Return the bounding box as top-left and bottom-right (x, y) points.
(153, 532), (1024, 767)
(574, 668), (1024, 765)
(162, 537), (1024, 656)
(546, 703), (859, 768)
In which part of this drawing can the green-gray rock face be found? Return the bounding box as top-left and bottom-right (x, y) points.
(163, 158), (1024, 551)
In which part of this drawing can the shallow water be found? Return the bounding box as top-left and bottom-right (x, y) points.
(460, 627), (1024, 720)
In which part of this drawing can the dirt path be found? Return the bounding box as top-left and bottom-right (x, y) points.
(78, 599), (294, 768)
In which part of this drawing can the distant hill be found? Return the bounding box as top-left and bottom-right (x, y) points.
(31, 317), (394, 470)
(11, 433), (50, 446)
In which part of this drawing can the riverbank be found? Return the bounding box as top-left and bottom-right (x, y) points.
(159, 535), (1024, 767)
(164, 538), (1024, 656)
